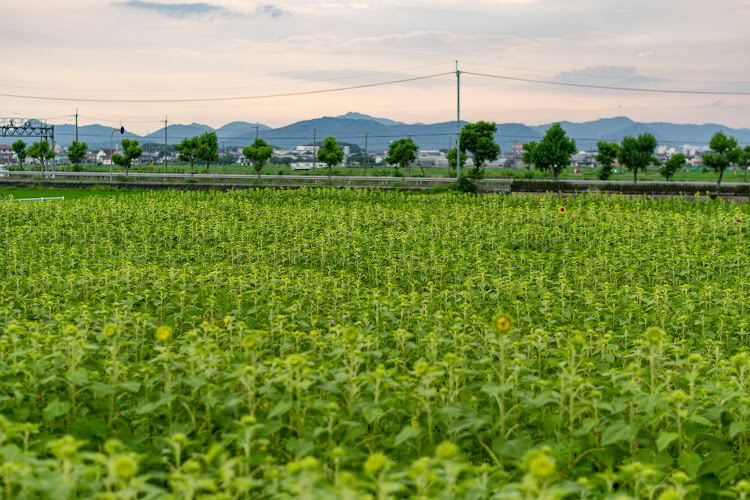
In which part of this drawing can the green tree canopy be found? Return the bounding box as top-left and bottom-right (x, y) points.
(111, 138), (143, 176)
(317, 136), (345, 180)
(243, 139), (274, 179)
(742, 145), (750, 183)
(702, 131), (742, 186)
(386, 138), (419, 176)
(67, 141), (88, 167)
(660, 153), (686, 182)
(175, 136), (200, 177)
(26, 140), (55, 174)
(11, 140), (27, 168)
(460, 121), (500, 176)
(595, 141), (619, 181)
(521, 142), (536, 170)
(525, 123), (577, 181)
(617, 133), (658, 183)
(446, 147), (467, 176)
(196, 131), (219, 174)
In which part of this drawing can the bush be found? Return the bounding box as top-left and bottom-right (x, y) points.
(455, 175), (477, 194)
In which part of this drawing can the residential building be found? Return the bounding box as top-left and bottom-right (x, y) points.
(0, 144), (15, 165)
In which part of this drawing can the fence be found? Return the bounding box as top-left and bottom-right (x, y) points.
(0, 170), (512, 193)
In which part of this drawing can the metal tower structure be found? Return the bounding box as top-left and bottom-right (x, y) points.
(0, 118), (56, 171)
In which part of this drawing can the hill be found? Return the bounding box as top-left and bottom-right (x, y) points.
(38, 113), (750, 152)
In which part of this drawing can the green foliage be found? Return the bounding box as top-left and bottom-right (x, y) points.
(386, 138), (419, 176)
(196, 131), (219, 175)
(742, 145), (750, 182)
(660, 153), (686, 181)
(446, 147), (467, 177)
(317, 136), (345, 180)
(26, 140), (55, 173)
(11, 140), (27, 167)
(703, 131), (742, 186)
(521, 142), (536, 170)
(595, 141), (619, 180)
(111, 138), (143, 176)
(525, 123), (577, 181)
(3, 190), (750, 497)
(175, 136), (199, 177)
(460, 121), (500, 174)
(618, 133), (658, 183)
(243, 139), (274, 179)
(454, 174), (477, 193)
(67, 141), (88, 167)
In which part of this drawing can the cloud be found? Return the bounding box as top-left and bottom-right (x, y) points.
(255, 4), (291, 18)
(554, 65), (660, 85)
(113, 1), (229, 18)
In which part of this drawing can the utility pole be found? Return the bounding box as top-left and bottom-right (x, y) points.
(456, 60), (461, 180)
(312, 128), (317, 174)
(364, 131), (368, 176)
(75, 109), (78, 142)
(164, 116), (168, 173)
(255, 125), (259, 141)
(408, 132), (412, 178)
(110, 129), (116, 183)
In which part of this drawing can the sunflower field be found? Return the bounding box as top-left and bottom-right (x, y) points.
(1, 188), (750, 499)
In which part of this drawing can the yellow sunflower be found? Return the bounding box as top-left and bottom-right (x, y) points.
(494, 314), (512, 332)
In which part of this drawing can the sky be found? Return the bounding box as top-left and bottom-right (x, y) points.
(2, 0), (750, 134)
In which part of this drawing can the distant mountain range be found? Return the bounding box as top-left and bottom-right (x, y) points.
(15, 114), (750, 153)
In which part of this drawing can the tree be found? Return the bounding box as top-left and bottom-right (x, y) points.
(196, 131), (219, 174)
(67, 141), (88, 168)
(111, 138), (143, 176)
(317, 136), (345, 180)
(460, 121), (500, 177)
(595, 141), (619, 181)
(446, 147), (467, 177)
(617, 133), (658, 183)
(522, 142), (536, 171)
(702, 131), (742, 187)
(175, 136), (199, 177)
(660, 153), (686, 182)
(26, 140), (54, 174)
(386, 138), (419, 177)
(742, 145), (750, 183)
(243, 139), (274, 179)
(525, 123), (577, 181)
(11, 140), (27, 169)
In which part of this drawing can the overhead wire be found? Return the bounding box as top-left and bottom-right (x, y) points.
(0, 73), (454, 103)
(462, 71), (750, 96)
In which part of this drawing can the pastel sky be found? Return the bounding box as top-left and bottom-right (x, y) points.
(2, 0), (749, 134)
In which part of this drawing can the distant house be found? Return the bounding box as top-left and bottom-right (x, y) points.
(55, 152), (69, 165)
(97, 149), (117, 165)
(136, 151), (160, 166)
(0, 144), (15, 165)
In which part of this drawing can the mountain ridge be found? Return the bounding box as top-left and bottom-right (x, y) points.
(22, 114), (750, 153)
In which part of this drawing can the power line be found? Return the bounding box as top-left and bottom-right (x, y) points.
(78, 115), (165, 124)
(0, 73), (453, 103)
(463, 71), (750, 96)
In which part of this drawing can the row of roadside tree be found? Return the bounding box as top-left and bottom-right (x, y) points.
(8, 125), (750, 186)
(445, 122), (750, 187)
